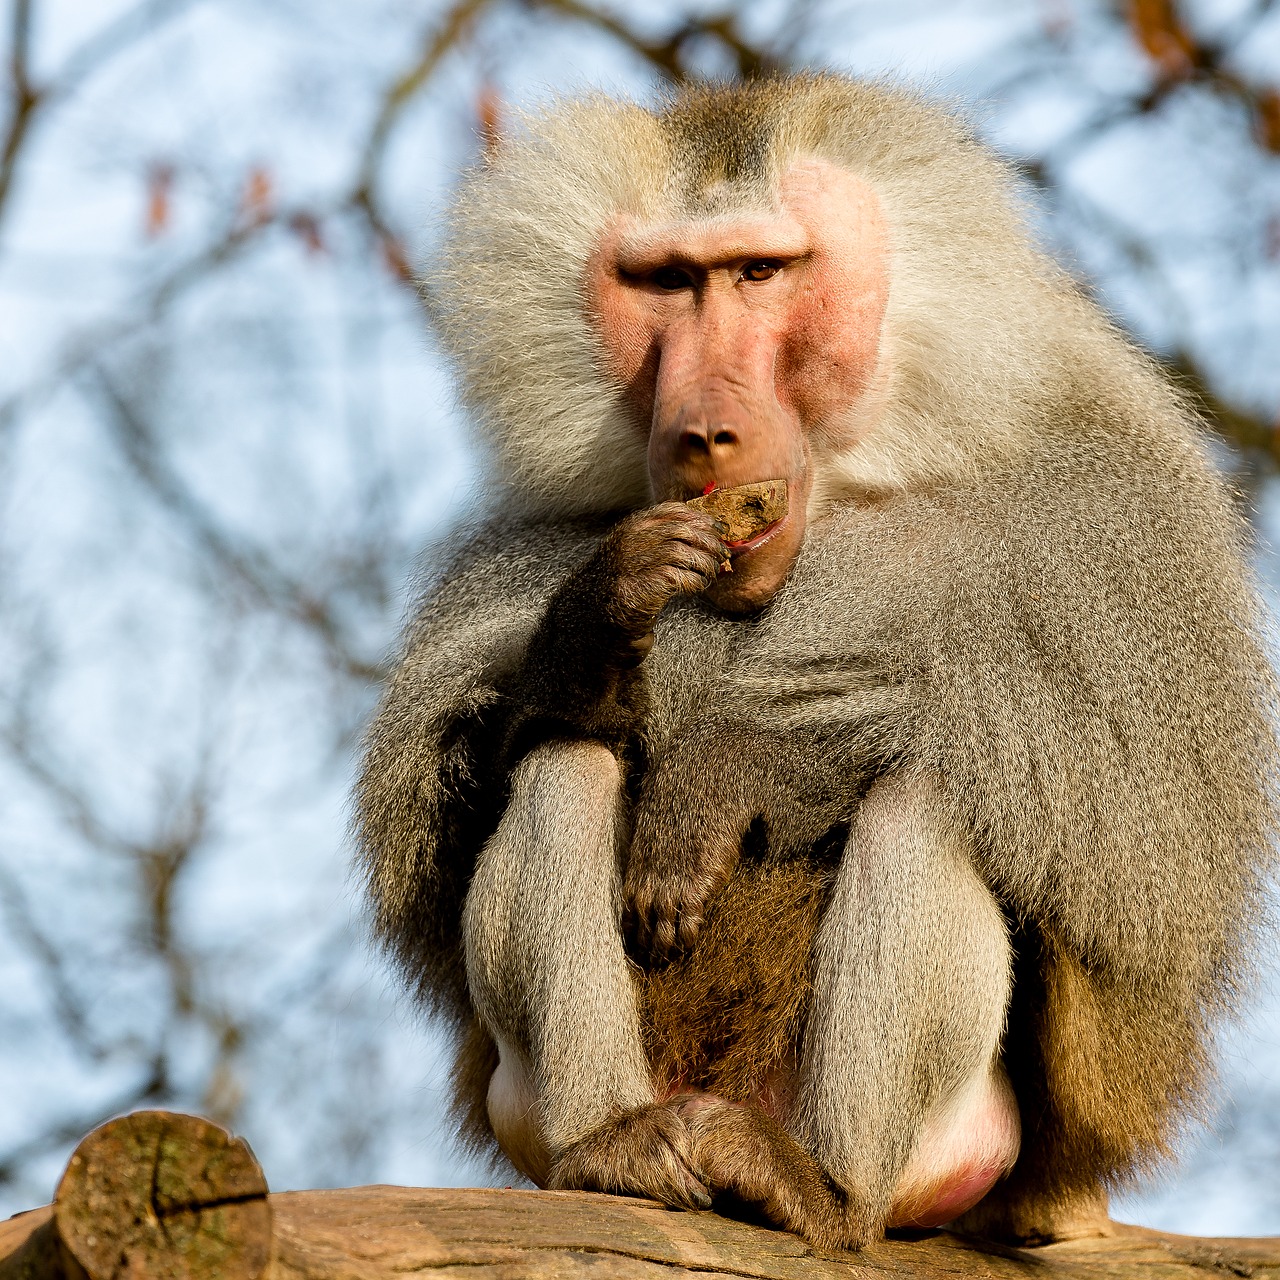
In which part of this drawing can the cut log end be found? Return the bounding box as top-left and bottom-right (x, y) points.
(53, 1111), (270, 1280)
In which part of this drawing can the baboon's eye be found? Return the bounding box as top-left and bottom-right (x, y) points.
(652, 266), (695, 291)
(741, 260), (781, 282)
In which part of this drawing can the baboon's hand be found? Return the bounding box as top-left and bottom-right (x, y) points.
(624, 836), (743, 963)
(512, 505), (725, 753)
(594, 504), (727, 661)
(624, 755), (755, 962)
(624, 718), (855, 962)
(548, 1103), (710, 1210)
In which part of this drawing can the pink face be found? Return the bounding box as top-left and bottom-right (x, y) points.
(586, 159), (890, 612)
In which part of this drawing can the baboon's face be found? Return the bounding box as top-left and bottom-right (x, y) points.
(586, 159), (890, 612)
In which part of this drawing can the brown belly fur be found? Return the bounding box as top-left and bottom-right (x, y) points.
(638, 856), (834, 1105)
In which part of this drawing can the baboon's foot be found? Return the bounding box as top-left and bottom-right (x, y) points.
(677, 1094), (875, 1251)
(547, 1102), (711, 1211)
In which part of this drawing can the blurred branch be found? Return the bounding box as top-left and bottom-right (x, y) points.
(0, 1075), (165, 1188)
(0, 721), (141, 860)
(526, 0), (775, 81)
(351, 0), (492, 287)
(347, 0), (776, 297)
(1169, 352), (1280, 474)
(0, 864), (104, 1061)
(1215, 0), (1278, 52)
(354, 0), (490, 203)
(1, 0), (38, 221)
(1123, 0), (1280, 151)
(1050, 179), (1278, 472)
(89, 368), (384, 682)
(1009, 3), (1280, 478)
(52, 0), (198, 92)
(0, 660), (255, 1161)
(0, 208), (283, 440)
(1, 0), (197, 234)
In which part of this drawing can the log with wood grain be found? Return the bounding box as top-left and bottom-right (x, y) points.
(1, 1111), (1277, 1280)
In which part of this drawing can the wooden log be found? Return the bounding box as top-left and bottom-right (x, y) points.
(3, 1111), (1279, 1280)
(0, 1110), (270, 1280)
(262, 1187), (1280, 1279)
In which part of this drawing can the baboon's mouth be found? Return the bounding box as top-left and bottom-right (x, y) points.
(725, 515), (785, 554)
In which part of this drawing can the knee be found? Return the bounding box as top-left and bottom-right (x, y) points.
(487, 1045), (552, 1186)
(486, 738), (626, 891)
(891, 1061), (1022, 1228)
(513, 739), (622, 811)
(463, 737), (626, 1007)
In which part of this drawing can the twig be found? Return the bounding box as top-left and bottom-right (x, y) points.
(0, 0), (40, 222)
(1, 0), (199, 234)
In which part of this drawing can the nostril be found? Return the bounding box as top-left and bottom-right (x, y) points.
(676, 424), (739, 454)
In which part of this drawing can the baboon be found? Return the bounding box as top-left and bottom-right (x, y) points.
(355, 76), (1277, 1249)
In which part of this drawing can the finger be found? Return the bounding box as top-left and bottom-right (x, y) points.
(660, 521), (729, 560)
(627, 568), (712, 607)
(652, 905), (678, 960)
(641, 508), (727, 552)
(642, 900), (662, 957)
(621, 897), (639, 944)
(665, 544), (724, 580)
(666, 528), (729, 563)
(625, 505), (710, 542)
(627, 523), (725, 568)
(684, 1177), (714, 1211)
(671, 506), (724, 537)
(666, 566), (721, 597)
(638, 901), (660, 956)
(660, 512), (727, 543)
(622, 880), (650, 939)
(676, 909), (703, 953)
(629, 560), (718, 601)
(651, 1129), (713, 1211)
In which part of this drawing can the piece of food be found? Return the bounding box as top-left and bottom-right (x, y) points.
(686, 479), (788, 545)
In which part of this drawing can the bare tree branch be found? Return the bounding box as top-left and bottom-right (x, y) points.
(525, 0), (776, 81)
(0, 1073), (166, 1188)
(1, 0), (40, 221)
(0, 210), (277, 439)
(1, 0), (198, 234)
(0, 863), (105, 1061)
(89, 367), (385, 682)
(51, 0), (198, 93)
(351, 0), (493, 260)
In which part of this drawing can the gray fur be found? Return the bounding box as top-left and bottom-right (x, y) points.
(792, 773), (1013, 1220)
(463, 741), (652, 1157)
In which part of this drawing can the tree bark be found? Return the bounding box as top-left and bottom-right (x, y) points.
(2, 1111), (1278, 1280)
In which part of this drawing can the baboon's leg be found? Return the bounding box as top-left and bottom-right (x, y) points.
(461, 739), (708, 1208)
(686, 773), (1020, 1248)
